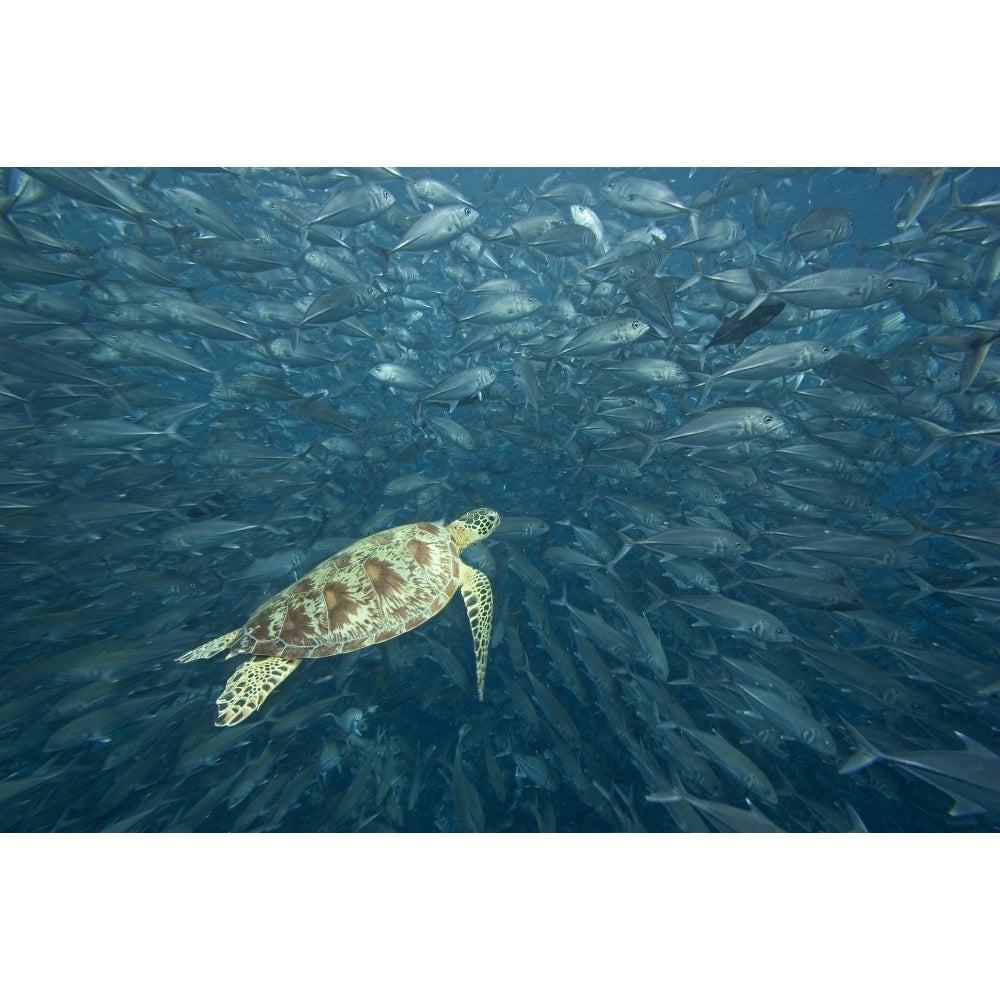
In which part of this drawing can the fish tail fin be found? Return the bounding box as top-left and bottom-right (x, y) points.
(441, 301), (461, 326)
(948, 175), (963, 215)
(901, 510), (939, 542)
(906, 415), (954, 464)
(609, 526), (639, 557)
(364, 241), (394, 265)
(635, 432), (660, 469)
(404, 181), (423, 212)
(666, 654), (698, 685)
(695, 376), (714, 407)
(645, 762), (689, 806)
(162, 404), (207, 446)
(608, 537), (633, 568)
(837, 717), (883, 775)
(953, 732), (1000, 758)
(901, 571), (939, 606)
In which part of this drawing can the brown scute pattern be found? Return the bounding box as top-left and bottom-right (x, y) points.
(282, 518), (460, 654)
(364, 557), (407, 597)
(214, 515), (493, 662)
(323, 580), (361, 631)
(338, 635), (374, 655)
(279, 599), (320, 647)
(402, 595), (451, 635)
(407, 537), (435, 568)
(242, 591), (297, 649)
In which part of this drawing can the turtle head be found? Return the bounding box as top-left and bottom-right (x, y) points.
(449, 508), (500, 551)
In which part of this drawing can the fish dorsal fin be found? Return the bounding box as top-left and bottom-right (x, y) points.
(954, 732), (999, 759)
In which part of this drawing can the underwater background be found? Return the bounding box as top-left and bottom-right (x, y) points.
(3, 165), (1000, 833)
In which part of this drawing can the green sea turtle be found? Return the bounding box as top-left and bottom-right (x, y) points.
(177, 508), (500, 726)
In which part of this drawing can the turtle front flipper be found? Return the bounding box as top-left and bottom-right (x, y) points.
(216, 656), (302, 726)
(459, 563), (494, 702)
(177, 629), (242, 663)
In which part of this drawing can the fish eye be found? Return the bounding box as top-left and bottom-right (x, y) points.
(763, 415), (773, 423)
(463, 208), (474, 216)
(632, 321), (642, 330)
(885, 279), (896, 290)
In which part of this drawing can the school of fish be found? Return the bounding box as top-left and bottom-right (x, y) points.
(2, 166), (1000, 832)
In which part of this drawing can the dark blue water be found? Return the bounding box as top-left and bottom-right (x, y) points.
(2, 166), (1000, 832)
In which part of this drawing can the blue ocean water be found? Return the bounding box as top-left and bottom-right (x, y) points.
(2, 166), (1000, 832)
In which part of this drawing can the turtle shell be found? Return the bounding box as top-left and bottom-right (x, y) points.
(229, 521), (462, 659)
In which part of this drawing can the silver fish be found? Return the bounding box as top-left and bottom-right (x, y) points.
(393, 205), (479, 252)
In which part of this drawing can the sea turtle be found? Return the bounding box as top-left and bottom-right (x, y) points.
(177, 508), (500, 726)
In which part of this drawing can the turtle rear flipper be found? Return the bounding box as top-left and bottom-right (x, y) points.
(216, 656), (302, 726)
(177, 629), (241, 663)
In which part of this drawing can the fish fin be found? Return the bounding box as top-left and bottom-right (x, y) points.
(900, 510), (939, 542)
(947, 796), (987, 818)
(844, 802), (870, 833)
(953, 732), (1000, 758)
(837, 717), (883, 774)
(906, 416), (954, 464)
(666, 655), (698, 685)
(608, 538), (633, 567)
(838, 750), (879, 775)
(901, 571), (938, 605)
(959, 340), (992, 393)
